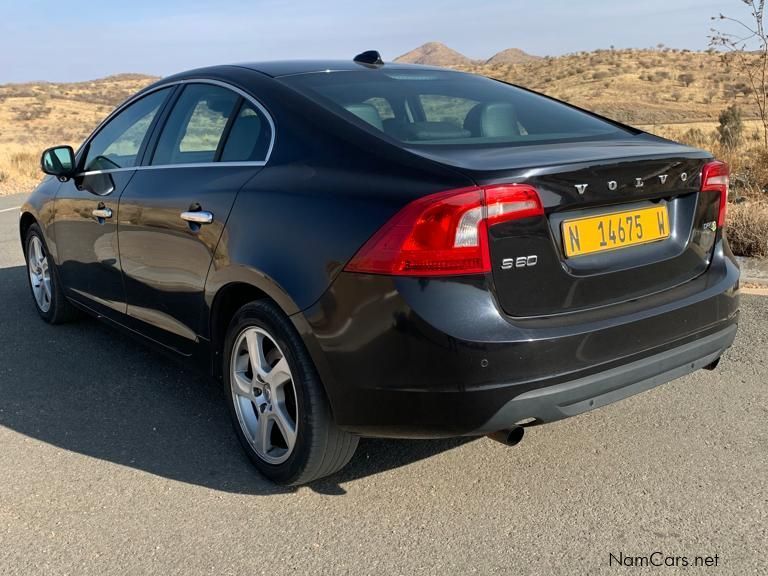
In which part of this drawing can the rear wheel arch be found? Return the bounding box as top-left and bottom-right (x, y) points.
(208, 281), (339, 418)
(209, 282), (273, 377)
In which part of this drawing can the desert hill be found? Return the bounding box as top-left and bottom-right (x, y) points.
(485, 47), (542, 65)
(394, 42), (476, 66)
(394, 42), (541, 66)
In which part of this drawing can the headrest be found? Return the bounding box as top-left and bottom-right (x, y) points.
(464, 102), (520, 138)
(400, 121), (471, 141)
(344, 103), (384, 131)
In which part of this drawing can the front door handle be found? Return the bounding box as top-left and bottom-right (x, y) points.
(92, 207), (113, 219)
(180, 210), (214, 224)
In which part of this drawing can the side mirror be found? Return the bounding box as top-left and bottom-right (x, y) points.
(41, 146), (76, 179)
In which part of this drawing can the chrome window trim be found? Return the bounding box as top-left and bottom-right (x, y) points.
(76, 78), (275, 177)
(78, 162), (267, 177)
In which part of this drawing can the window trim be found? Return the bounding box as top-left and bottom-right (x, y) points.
(75, 78), (276, 177)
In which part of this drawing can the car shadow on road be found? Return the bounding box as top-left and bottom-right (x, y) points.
(0, 265), (473, 496)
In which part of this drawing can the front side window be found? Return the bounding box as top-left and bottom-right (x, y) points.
(281, 70), (628, 147)
(152, 84), (239, 165)
(83, 88), (171, 172)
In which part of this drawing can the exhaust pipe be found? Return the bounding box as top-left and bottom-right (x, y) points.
(487, 426), (525, 447)
(704, 357), (721, 371)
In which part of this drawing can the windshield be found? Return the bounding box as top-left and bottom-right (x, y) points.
(281, 69), (630, 147)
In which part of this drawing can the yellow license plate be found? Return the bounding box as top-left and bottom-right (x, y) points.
(562, 205), (670, 258)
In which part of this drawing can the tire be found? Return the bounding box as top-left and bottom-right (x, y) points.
(24, 223), (78, 324)
(223, 300), (358, 485)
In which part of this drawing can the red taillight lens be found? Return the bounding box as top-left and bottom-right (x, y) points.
(701, 161), (729, 227)
(345, 184), (543, 276)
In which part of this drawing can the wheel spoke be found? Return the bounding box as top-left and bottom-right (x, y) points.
(245, 330), (270, 381)
(232, 371), (254, 398)
(265, 356), (291, 388)
(28, 244), (40, 275)
(272, 403), (297, 452)
(257, 413), (272, 455)
(33, 238), (43, 267)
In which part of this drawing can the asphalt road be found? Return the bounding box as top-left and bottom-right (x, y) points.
(1, 193), (766, 575)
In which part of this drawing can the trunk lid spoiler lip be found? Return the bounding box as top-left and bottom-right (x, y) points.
(403, 139), (712, 175)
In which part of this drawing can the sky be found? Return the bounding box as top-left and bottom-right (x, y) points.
(0, 0), (748, 83)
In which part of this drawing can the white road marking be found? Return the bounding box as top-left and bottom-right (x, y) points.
(0, 206), (21, 213)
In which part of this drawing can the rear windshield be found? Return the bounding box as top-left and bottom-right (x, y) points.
(281, 69), (629, 147)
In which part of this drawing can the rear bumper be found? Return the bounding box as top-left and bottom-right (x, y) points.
(296, 240), (740, 438)
(480, 324), (735, 433)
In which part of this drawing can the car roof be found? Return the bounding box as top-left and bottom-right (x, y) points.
(232, 60), (449, 78)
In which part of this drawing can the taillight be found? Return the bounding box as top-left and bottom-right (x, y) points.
(701, 161), (729, 227)
(345, 184), (543, 276)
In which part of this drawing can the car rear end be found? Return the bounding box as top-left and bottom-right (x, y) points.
(280, 66), (740, 438)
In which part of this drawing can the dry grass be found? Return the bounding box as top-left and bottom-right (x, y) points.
(0, 74), (156, 195)
(726, 201), (768, 258)
(0, 144), (48, 195)
(459, 48), (762, 125)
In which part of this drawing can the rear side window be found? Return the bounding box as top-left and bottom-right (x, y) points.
(220, 102), (272, 162)
(281, 70), (628, 147)
(152, 84), (239, 165)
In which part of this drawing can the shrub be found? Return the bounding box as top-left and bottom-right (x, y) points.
(679, 72), (695, 87)
(717, 105), (744, 148)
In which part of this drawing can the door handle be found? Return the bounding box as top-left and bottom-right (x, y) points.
(92, 207), (113, 219)
(180, 210), (213, 224)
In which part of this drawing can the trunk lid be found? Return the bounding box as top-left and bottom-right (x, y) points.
(410, 138), (720, 317)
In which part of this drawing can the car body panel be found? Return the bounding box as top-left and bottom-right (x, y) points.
(118, 166), (258, 354)
(299, 239), (739, 436)
(52, 170), (137, 318)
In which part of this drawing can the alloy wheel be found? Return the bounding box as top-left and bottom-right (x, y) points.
(230, 326), (298, 465)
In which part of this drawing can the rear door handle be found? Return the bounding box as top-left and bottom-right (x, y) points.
(92, 207), (112, 219)
(180, 211), (214, 224)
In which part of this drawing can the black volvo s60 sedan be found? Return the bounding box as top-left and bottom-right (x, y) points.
(20, 52), (739, 484)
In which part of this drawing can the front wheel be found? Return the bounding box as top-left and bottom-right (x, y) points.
(24, 223), (77, 324)
(223, 300), (358, 485)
